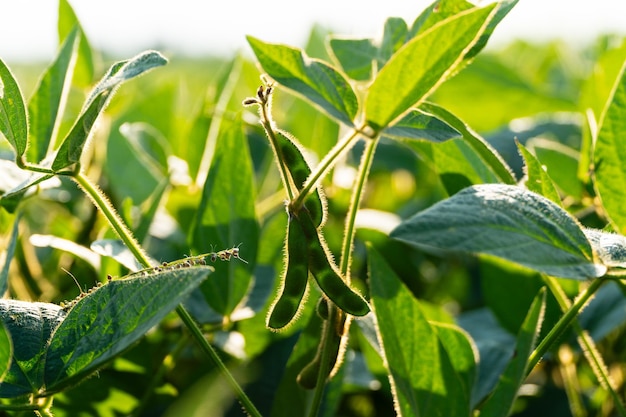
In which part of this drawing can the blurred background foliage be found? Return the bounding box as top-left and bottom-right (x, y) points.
(2, 20), (626, 417)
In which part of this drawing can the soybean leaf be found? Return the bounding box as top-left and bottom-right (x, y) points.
(457, 308), (516, 407)
(480, 289), (546, 417)
(0, 300), (66, 398)
(0, 322), (11, 384)
(368, 245), (471, 417)
(365, 4), (497, 130)
(409, 0), (518, 60)
(328, 38), (376, 81)
(58, 0), (95, 87)
(247, 36), (358, 126)
(0, 58), (28, 158)
(382, 108), (460, 142)
(432, 322), (478, 403)
(593, 61), (626, 234)
(517, 141), (562, 206)
(192, 117), (259, 317)
(44, 266), (211, 393)
(120, 122), (170, 175)
(0, 213), (21, 295)
(420, 102), (515, 184)
(529, 138), (583, 200)
(26, 27), (79, 163)
(328, 17), (408, 81)
(466, 0), (519, 59)
(391, 184), (605, 279)
(404, 138), (501, 196)
(377, 17), (409, 68)
(52, 50), (167, 171)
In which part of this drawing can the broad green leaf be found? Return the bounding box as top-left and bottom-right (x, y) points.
(328, 38), (376, 81)
(377, 17), (409, 68)
(410, 0), (474, 38)
(404, 138), (501, 196)
(0, 322), (12, 383)
(58, 0), (95, 87)
(529, 138), (583, 200)
(595, 60), (626, 234)
(52, 50), (168, 171)
(0, 213), (22, 295)
(192, 117), (259, 317)
(26, 27), (79, 163)
(120, 122), (170, 176)
(457, 308), (516, 407)
(465, 0), (519, 60)
(365, 4), (497, 130)
(420, 102), (515, 184)
(480, 289), (546, 417)
(328, 17), (408, 81)
(382, 108), (460, 142)
(432, 322), (478, 401)
(368, 245), (471, 417)
(517, 141), (562, 206)
(0, 58), (28, 158)
(0, 300), (66, 398)
(44, 266), (211, 393)
(390, 184), (605, 279)
(246, 36), (358, 126)
(106, 124), (167, 206)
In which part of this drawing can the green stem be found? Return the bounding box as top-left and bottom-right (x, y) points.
(73, 172), (151, 267)
(542, 276), (626, 416)
(307, 306), (339, 417)
(177, 306), (262, 417)
(527, 277), (606, 374)
(292, 127), (363, 211)
(259, 102), (295, 201)
(307, 136), (379, 417)
(73, 171), (261, 417)
(339, 136), (379, 278)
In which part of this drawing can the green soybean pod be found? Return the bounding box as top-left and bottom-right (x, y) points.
(267, 218), (309, 330)
(276, 129), (327, 228)
(296, 318), (342, 390)
(296, 211), (370, 317)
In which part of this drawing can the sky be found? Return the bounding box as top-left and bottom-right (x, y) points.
(0, 0), (625, 62)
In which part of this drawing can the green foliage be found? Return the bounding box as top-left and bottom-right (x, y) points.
(2, 0), (626, 416)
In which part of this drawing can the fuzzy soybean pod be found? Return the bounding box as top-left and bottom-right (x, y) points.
(296, 210), (370, 317)
(276, 129), (327, 228)
(267, 217), (310, 330)
(296, 316), (343, 390)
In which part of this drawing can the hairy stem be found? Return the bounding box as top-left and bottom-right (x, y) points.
(73, 171), (261, 417)
(292, 126), (363, 211)
(543, 276), (626, 416)
(527, 277), (605, 374)
(258, 99), (295, 201)
(307, 137), (379, 417)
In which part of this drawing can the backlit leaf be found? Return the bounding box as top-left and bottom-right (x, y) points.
(391, 184), (605, 279)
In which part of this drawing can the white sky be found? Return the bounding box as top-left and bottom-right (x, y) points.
(1, 0), (625, 62)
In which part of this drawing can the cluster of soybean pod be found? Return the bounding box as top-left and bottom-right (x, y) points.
(243, 82), (370, 389)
